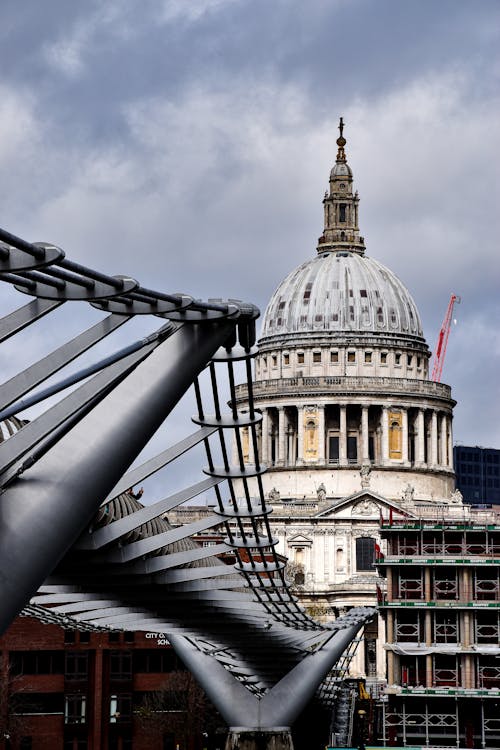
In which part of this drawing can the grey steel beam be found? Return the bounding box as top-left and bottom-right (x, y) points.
(258, 622), (364, 727)
(168, 634), (259, 728)
(129, 543), (229, 574)
(0, 313), (128, 411)
(0, 298), (62, 342)
(103, 426), (217, 502)
(0, 319), (236, 634)
(79, 476), (222, 550)
(0, 331), (168, 483)
(98, 514), (224, 563)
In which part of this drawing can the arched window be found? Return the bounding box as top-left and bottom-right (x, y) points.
(339, 204), (347, 222)
(356, 537), (376, 571)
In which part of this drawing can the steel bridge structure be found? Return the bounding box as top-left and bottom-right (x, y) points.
(0, 227), (374, 749)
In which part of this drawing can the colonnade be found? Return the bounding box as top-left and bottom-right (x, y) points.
(254, 403), (453, 470)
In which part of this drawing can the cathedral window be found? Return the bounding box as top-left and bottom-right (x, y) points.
(347, 351), (356, 362)
(347, 435), (358, 463)
(364, 352), (372, 363)
(272, 355), (277, 367)
(339, 204), (347, 222)
(297, 352), (304, 364)
(283, 353), (290, 366)
(356, 537), (376, 571)
(330, 351), (339, 363)
(395, 353), (401, 365)
(313, 351), (321, 363)
(407, 354), (412, 367)
(380, 352), (387, 364)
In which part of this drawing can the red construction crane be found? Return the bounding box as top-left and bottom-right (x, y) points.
(431, 294), (461, 382)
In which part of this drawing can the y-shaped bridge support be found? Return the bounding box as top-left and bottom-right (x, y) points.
(170, 617), (366, 750)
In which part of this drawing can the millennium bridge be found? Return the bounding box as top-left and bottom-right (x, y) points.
(0, 226), (374, 749)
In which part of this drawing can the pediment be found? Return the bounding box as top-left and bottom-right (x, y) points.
(287, 533), (313, 546)
(313, 490), (414, 520)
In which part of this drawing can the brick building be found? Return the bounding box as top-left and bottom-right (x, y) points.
(0, 609), (220, 750)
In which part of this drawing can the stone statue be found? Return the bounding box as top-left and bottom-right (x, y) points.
(268, 487), (280, 502)
(401, 483), (415, 504)
(450, 488), (463, 504)
(360, 464), (371, 489)
(316, 483), (327, 502)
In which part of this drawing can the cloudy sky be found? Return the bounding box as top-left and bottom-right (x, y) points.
(0, 0), (499, 469)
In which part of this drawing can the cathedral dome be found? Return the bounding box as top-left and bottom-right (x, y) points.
(260, 249), (424, 345)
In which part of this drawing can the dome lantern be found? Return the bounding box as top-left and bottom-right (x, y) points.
(317, 118), (366, 256)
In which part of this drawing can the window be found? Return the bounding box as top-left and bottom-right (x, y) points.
(109, 694), (132, 723)
(297, 352), (304, 364)
(110, 651), (132, 680)
(283, 353), (290, 366)
(10, 651), (64, 675)
(380, 352), (387, 364)
(272, 355), (277, 367)
(356, 537), (376, 571)
(339, 204), (347, 222)
(65, 652), (88, 681)
(328, 435), (339, 464)
(64, 631), (76, 644)
(313, 351), (321, 363)
(407, 354), (412, 366)
(108, 632), (121, 644)
(347, 351), (356, 363)
(79, 632), (90, 644)
(330, 351), (339, 363)
(347, 436), (358, 463)
(124, 632), (134, 644)
(65, 695), (86, 725)
(12, 693), (64, 715)
(133, 650), (178, 674)
(364, 352), (372, 363)
(395, 353), (401, 365)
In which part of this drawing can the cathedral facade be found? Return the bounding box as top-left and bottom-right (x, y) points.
(234, 121), (457, 682)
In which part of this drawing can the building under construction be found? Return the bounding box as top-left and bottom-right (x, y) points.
(377, 503), (500, 748)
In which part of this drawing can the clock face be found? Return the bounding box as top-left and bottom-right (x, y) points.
(339, 183), (346, 191)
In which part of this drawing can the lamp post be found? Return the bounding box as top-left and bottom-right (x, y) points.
(357, 709), (366, 750)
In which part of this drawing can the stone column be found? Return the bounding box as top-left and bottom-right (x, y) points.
(261, 409), (269, 464)
(340, 405), (347, 466)
(361, 406), (370, 463)
(386, 609), (395, 686)
(381, 407), (389, 464)
(448, 415), (454, 469)
(430, 411), (438, 467)
(425, 612), (432, 646)
(386, 568), (393, 600)
(318, 405), (325, 464)
(424, 568), (432, 602)
(297, 406), (304, 465)
(277, 407), (286, 466)
(402, 408), (409, 463)
(416, 409), (425, 466)
(440, 413), (447, 466)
